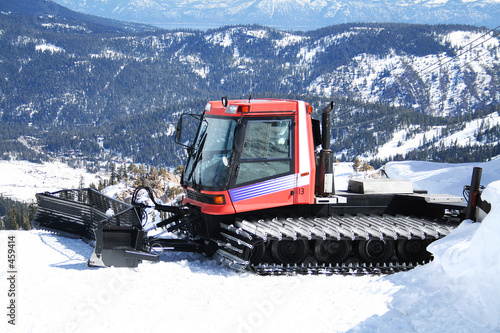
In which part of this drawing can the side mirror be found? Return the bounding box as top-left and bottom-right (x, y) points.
(175, 116), (183, 144)
(233, 122), (246, 154)
(174, 113), (203, 148)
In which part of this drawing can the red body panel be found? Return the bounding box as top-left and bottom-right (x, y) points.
(183, 188), (236, 215)
(231, 186), (295, 213)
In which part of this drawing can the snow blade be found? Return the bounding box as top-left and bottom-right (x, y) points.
(88, 224), (159, 268)
(32, 188), (158, 268)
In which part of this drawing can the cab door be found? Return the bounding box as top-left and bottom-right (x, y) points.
(228, 117), (296, 213)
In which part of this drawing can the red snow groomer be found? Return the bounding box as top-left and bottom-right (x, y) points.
(32, 98), (490, 275)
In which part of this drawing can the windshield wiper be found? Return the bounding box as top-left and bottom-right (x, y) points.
(187, 130), (207, 191)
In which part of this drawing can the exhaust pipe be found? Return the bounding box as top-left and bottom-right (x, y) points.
(464, 167), (483, 221)
(318, 101), (335, 196)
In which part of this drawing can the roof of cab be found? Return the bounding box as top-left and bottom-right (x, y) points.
(205, 99), (303, 116)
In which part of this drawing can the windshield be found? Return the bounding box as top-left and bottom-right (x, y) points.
(184, 116), (237, 190)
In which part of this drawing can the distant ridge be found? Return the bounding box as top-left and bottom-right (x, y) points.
(0, 0), (158, 33)
(51, 0), (500, 30)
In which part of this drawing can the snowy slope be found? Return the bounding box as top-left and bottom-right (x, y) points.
(1, 160), (500, 333)
(375, 113), (500, 161)
(308, 29), (500, 116)
(0, 160), (106, 202)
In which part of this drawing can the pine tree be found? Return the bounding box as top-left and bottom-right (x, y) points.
(352, 157), (361, 174)
(174, 165), (185, 176)
(5, 208), (19, 230)
(110, 162), (117, 185)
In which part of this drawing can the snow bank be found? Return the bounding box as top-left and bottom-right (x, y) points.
(385, 158), (500, 196)
(351, 180), (500, 332)
(449, 181), (500, 328)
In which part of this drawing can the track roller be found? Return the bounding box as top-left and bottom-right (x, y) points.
(244, 241), (266, 264)
(396, 239), (432, 262)
(271, 239), (309, 264)
(358, 239), (395, 263)
(314, 240), (352, 264)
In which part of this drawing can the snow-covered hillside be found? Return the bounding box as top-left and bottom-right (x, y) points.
(385, 158), (500, 195)
(1, 160), (500, 332)
(371, 112), (500, 161)
(308, 29), (500, 116)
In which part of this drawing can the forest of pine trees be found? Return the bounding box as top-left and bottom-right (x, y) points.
(0, 196), (35, 230)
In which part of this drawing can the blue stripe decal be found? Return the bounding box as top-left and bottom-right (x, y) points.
(229, 174), (296, 202)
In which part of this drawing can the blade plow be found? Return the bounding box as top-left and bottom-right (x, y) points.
(32, 188), (159, 268)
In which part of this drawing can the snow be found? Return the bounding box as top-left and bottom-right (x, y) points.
(439, 112), (500, 147)
(178, 54), (209, 78)
(445, 30), (499, 50)
(385, 158), (500, 195)
(206, 31), (233, 47)
(105, 208), (115, 217)
(245, 29), (268, 39)
(273, 34), (306, 48)
(353, 177), (500, 332)
(370, 112), (500, 162)
(307, 28), (500, 116)
(50, 0), (500, 30)
(0, 160), (105, 202)
(1, 159), (500, 332)
(35, 43), (65, 54)
(151, 123), (176, 138)
(298, 31), (359, 66)
(90, 49), (127, 60)
(375, 126), (442, 161)
(41, 23), (91, 33)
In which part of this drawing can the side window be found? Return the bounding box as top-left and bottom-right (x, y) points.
(236, 120), (292, 186)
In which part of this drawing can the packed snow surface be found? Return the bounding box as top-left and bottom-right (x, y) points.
(1, 159), (500, 332)
(0, 160), (105, 202)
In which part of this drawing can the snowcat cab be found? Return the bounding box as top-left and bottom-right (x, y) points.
(177, 98), (318, 215)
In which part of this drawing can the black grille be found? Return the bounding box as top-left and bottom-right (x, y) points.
(186, 189), (210, 203)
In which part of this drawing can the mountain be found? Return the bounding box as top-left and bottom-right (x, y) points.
(0, 0), (157, 33)
(51, 0), (500, 30)
(0, 0), (499, 168)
